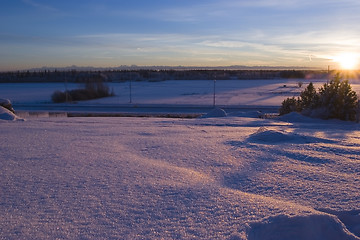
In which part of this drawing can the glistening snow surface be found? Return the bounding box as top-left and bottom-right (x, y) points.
(1, 114), (360, 239)
(1, 79), (360, 239)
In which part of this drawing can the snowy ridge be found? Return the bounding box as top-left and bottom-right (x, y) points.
(248, 127), (296, 143)
(246, 214), (359, 240)
(247, 126), (338, 145)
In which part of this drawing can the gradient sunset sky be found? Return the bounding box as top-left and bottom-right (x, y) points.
(1, 0), (360, 71)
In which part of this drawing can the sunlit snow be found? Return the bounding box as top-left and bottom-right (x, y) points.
(1, 80), (360, 239)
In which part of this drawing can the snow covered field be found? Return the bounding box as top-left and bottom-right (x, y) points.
(4, 79), (358, 107)
(1, 79), (360, 239)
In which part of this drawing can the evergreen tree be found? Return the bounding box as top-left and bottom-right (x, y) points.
(279, 97), (301, 116)
(279, 73), (358, 121)
(318, 74), (358, 120)
(300, 82), (318, 109)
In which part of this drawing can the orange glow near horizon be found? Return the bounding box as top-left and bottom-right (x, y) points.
(332, 53), (359, 70)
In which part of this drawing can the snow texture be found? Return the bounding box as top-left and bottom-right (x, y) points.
(1, 116), (359, 239)
(1, 80), (360, 239)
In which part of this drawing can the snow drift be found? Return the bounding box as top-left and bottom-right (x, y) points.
(246, 214), (360, 240)
(276, 112), (316, 123)
(1, 79), (360, 239)
(201, 107), (227, 118)
(247, 127), (295, 143)
(0, 106), (23, 121)
(247, 126), (338, 145)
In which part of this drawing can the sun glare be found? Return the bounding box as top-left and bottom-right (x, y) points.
(333, 53), (359, 70)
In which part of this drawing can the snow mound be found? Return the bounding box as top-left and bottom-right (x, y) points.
(201, 108), (227, 118)
(0, 106), (24, 121)
(247, 127), (334, 145)
(246, 214), (360, 240)
(319, 209), (360, 238)
(248, 127), (294, 143)
(276, 112), (316, 123)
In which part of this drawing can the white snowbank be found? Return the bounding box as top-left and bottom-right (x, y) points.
(0, 106), (24, 121)
(201, 108), (227, 118)
(247, 126), (339, 147)
(246, 214), (359, 240)
(276, 112), (316, 123)
(248, 127), (295, 143)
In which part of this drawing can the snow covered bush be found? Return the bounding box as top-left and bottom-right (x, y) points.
(0, 98), (14, 113)
(279, 74), (359, 121)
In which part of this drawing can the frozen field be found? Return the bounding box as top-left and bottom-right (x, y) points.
(3, 78), (359, 108)
(1, 79), (360, 239)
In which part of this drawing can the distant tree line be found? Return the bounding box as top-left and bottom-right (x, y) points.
(51, 79), (115, 103)
(0, 69), (335, 83)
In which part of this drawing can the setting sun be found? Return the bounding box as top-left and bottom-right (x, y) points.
(333, 53), (359, 70)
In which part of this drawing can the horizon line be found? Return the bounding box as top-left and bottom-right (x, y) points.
(1, 64), (332, 72)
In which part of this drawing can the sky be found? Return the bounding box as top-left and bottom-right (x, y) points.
(1, 0), (360, 71)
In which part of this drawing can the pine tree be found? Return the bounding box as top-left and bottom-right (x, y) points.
(279, 97), (301, 115)
(279, 73), (358, 121)
(300, 82), (318, 109)
(318, 74), (358, 120)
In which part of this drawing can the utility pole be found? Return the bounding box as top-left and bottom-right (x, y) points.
(129, 78), (132, 103)
(64, 72), (69, 102)
(213, 75), (216, 107)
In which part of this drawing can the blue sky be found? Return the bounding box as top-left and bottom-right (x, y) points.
(1, 0), (360, 71)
